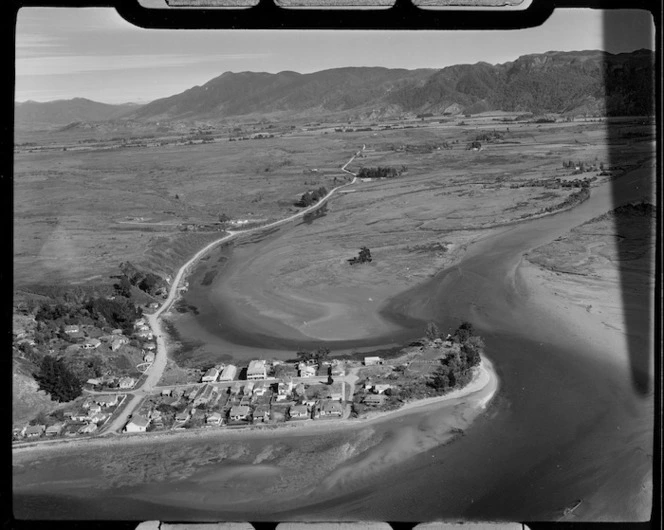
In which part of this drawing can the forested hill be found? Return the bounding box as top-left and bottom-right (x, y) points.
(127, 49), (654, 121)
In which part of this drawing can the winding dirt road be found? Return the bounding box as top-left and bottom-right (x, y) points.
(103, 147), (364, 434)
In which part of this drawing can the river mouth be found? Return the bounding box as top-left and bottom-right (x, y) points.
(13, 169), (654, 521)
(156, 167), (654, 521)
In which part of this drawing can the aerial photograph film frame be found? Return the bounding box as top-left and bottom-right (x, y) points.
(7, 0), (660, 528)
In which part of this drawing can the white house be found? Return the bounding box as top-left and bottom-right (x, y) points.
(289, 405), (309, 419)
(143, 352), (155, 363)
(373, 384), (392, 394)
(229, 405), (250, 422)
(320, 400), (344, 417)
(218, 364), (238, 382)
(45, 423), (64, 436)
(64, 325), (80, 335)
(79, 423), (98, 435)
(95, 394), (120, 407)
(206, 412), (223, 426)
(364, 356), (383, 366)
(23, 424), (45, 438)
(201, 367), (220, 383)
(111, 336), (129, 351)
(298, 363), (316, 378)
(124, 415), (150, 433)
(278, 379), (293, 396)
(119, 377), (136, 389)
(82, 338), (101, 350)
(247, 359), (267, 380)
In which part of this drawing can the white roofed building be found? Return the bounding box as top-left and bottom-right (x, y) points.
(219, 364), (238, 382)
(247, 360), (267, 380)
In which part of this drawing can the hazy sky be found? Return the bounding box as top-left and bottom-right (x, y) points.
(15, 8), (654, 104)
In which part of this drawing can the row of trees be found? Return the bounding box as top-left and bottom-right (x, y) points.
(296, 186), (328, 207)
(357, 166), (405, 179)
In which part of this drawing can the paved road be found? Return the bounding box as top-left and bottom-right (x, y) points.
(102, 147), (363, 434)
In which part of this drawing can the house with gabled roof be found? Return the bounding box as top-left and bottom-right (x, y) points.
(219, 364), (238, 382)
(298, 363), (316, 378)
(319, 400), (344, 417)
(124, 415), (150, 433)
(79, 423), (98, 435)
(247, 359), (267, 380)
(201, 366), (220, 383)
(45, 423), (64, 436)
(95, 394), (120, 407)
(23, 424), (45, 438)
(206, 412), (223, 426)
(229, 405), (251, 422)
(175, 410), (191, 424)
(64, 325), (80, 335)
(119, 377), (136, 389)
(363, 394), (387, 406)
(253, 404), (270, 423)
(289, 404), (310, 419)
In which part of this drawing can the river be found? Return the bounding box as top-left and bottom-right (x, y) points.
(13, 168), (653, 521)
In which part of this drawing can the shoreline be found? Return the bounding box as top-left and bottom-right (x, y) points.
(13, 356), (497, 457)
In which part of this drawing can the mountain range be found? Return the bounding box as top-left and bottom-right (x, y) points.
(14, 98), (139, 130)
(14, 49), (654, 130)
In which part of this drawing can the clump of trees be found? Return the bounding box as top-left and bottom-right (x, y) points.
(466, 140), (482, 150)
(357, 166), (405, 179)
(35, 355), (83, 402)
(296, 186), (328, 207)
(348, 246), (372, 265)
(474, 131), (503, 143)
(296, 346), (330, 364)
(118, 261), (167, 297)
(34, 295), (142, 336)
(303, 203), (328, 225)
(427, 321), (484, 393)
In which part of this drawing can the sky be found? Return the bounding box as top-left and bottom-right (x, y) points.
(15, 8), (654, 104)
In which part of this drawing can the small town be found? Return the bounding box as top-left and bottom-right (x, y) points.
(13, 307), (481, 441)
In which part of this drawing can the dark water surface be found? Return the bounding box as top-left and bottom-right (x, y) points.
(13, 169), (654, 521)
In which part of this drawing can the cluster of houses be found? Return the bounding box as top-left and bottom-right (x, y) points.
(199, 358), (346, 384)
(121, 359), (350, 434)
(14, 394), (124, 441)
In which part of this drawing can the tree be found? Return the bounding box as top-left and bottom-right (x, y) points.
(116, 276), (133, 298)
(461, 335), (484, 367)
(313, 346), (330, 363)
(453, 321), (474, 344)
(296, 350), (313, 362)
(425, 322), (441, 341)
(34, 355), (83, 402)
